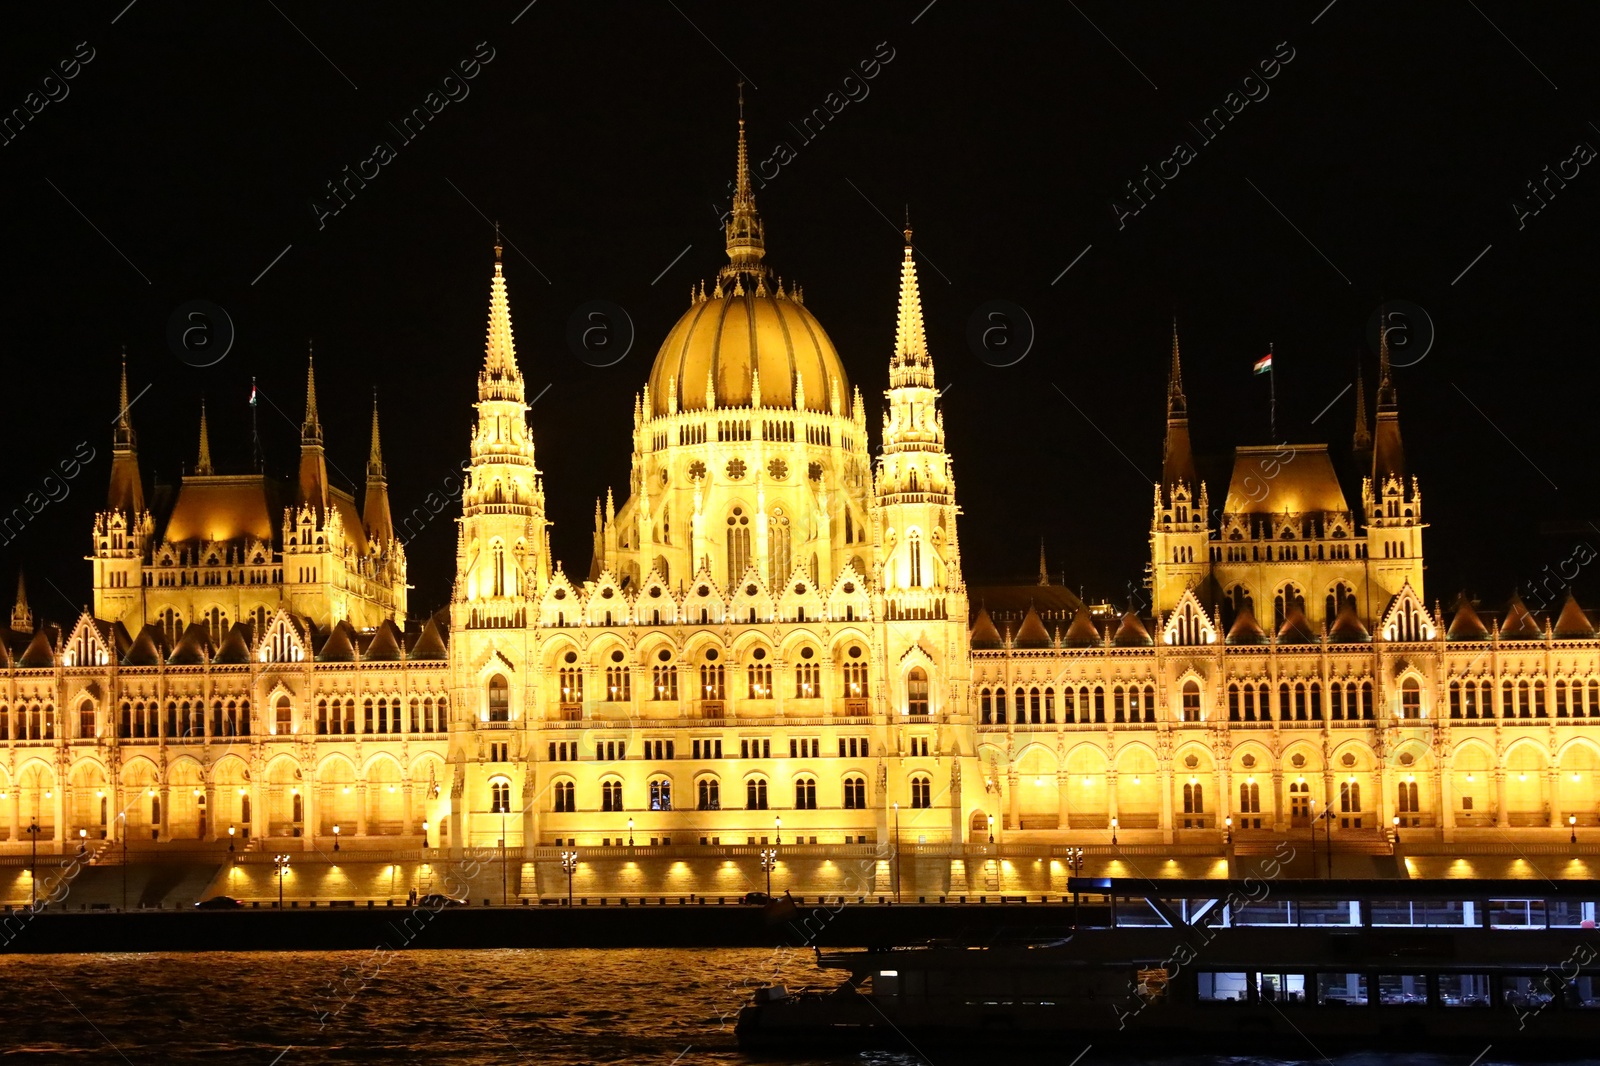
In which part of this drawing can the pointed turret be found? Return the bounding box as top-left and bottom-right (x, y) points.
(1372, 319), (1405, 481)
(297, 347), (329, 513)
(363, 393), (394, 548)
(10, 573), (31, 634)
(720, 83), (766, 284)
(1554, 593), (1594, 639)
(1352, 356), (1372, 464)
(1162, 317), (1198, 491)
(480, 238), (526, 402)
(1015, 606), (1053, 648)
(969, 606), (1002, 648)
(889, 225), (934, 390)
(1037, 539), (1049, 586)
(1063, 606), (1102, 648)
(195, 400), (214, 475)
(106, 353), (146, 516)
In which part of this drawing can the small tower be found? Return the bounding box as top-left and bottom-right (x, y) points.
(297, 347), (328, 516)
(10, 573), (32, 634)
(195, 400), (214, 475)
(363, 393), (394, 549)
(1362, 323), (1425, 601)
(1150, 318), (1210, 614)
(93, 353), (152, 628)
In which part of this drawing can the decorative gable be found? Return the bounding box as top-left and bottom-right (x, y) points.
(1160, 589), (1216, 646)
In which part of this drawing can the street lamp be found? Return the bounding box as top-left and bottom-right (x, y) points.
(987, 814), (994, 844)
(1224, 815), (1233, 845)
(1067, 846), (1085, 925)
(421, 820), (429, 850)
(627, 817), (634, 848)
(760, 847), (777, 896)
(118, 812), (127, 912)
(561, 849), (578, 905)
(1110, 816), (1118, 847)
(892, 802), (902, 903)
(228, 824), (236, 853)
(332, 824), (340, 851)
(25, 821), (40, 907)
(500, 809), (508, 907)
(1392, 814), (1400, 848)
(274, 853), (290, 907)
(1571, 814), (1579, 844)
(77, 827), (87, 857)
(775, 816), (781, 846)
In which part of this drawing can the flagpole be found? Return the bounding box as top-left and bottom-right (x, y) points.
(1268, 342), (1276, 442)
(250, 376), (262, 471)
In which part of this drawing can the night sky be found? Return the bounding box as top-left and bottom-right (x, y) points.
(2, 2), (1596, 627)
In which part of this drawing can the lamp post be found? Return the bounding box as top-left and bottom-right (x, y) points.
(1224, 815), (1233, 846)
(500, 809), (508, 907)
(228, 824), (236, 853)
(987, 814), (994, 845)
(775, 816), (781, 846)
(760, 847), (777, 897)
(1310, 798), (1319, 877)
(1067, 845), (1085, 926)
(561, 849), (578, 905)
(119, 812), (127, 912)
(77, 827), (87, 858)
(332, 824), (340, 852)
(627, 817), (634, 848)
(274, 853), (290, 907)
(1110, 816), (1118, 847)
(421, 820), (429, 850)
(1392, 814), (1400, 849)
(1571, 814), (1578, 845)
(25, 820), (40, 907)
(892, 801), (902, 903)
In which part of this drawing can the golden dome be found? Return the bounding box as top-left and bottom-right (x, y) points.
(649, 289), (848, 416)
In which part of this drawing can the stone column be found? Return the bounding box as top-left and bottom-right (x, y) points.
(1056, 770), (1070, 831)
(1216, 765), (1231, 835)
(57, 785), (71, 850)
(1006, 769), (1019, 830)
(203, 783), (217, 841)
(356, 782), (368, 837)
(251, 781), (265, 840)
(403, 780), (415, 836)
(9, 788), (19, 843)
(1548, 769), (1562, 829)
(1495, 769), (1510, 828)
(1438, 763), (1454, 838)
(302, 784), (317, 852)
(1107, 770), (1120, 833)
(1159, 763), (1174, 842)
(158, 785), (171, 840)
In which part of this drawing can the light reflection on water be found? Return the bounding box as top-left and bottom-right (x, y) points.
(4, 950), (1599, 1066)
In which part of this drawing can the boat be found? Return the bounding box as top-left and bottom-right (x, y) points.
(736, 877), (1600, 1055)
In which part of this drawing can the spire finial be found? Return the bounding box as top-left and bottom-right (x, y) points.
(302, 343), (322, 444)
(493, 220), (503, 269)
(1376, 309), (1397, 409)
(368, 389), (384, 471)
(722, 85), (766, 282)
(1167, 315), (1186, 417)
(196, 398), (213, 476)
(891, 229), (931, 384)
(1352, 351), (1372, 454)
(1038, 538), (1049, 586)
(904, 204), (912, 246)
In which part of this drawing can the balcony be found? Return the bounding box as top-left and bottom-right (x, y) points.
(699, 700), (725, 719)
(844, 699), (870, 716)
(558, 703), (583, 722)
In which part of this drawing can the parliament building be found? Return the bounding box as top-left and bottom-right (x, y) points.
(2, 115), (1596, 867)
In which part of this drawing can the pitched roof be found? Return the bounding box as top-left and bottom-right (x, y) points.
(1063, 606), (1101, 648)
(169, 623), (211, 665)
(214, 622), (253, 664)
(1224, 444), (1348, 514)
(1277, 606), (1317, 644)
(1329, 601), (1369, 643)
(969, 607), (1002, 648)
(317, 621), (357, 662)
(365, 620), (402, 661)
(1554, 594), (1594, 639)
(409, 616), (447, 660)
(124, 624), (167, 666)
(1014, 607), (1052, 648)
(1447, 594), (1490, 641)
(1499, 594), (1542, 639)
(1113, 609), (1152, 647)
(1226, 607), (1267, 645)
(18, 628), (54, 667)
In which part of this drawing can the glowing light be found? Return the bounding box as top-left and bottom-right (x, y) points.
(1575, 773), (1582, 782)
(1034, 776), (1043, 787)
(1406, 774), (1415, 783)
(1519, 773), (1528, 782)
(1082, 776), (1092, 786)
(1466, 773), (1474, 782)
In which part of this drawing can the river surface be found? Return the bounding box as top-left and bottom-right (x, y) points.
(1, 949), (1595, 1065)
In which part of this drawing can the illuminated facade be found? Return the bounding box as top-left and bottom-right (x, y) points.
(0, 115), (1596, 863)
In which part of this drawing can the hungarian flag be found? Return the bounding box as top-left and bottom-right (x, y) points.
(1253, 352), (1273, 375)
(249, 383), (257, 406)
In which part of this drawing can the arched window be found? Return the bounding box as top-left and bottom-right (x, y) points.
(1339, 779), (1362, 822)
(276, 696), (293, 735)
(727, 506), (752, 586)
(795, 646), (820, 698)
(78, 700), (95, 739)
(491, 541), (506, 596)
(907, 531), (923, 588)
(767, 507), (789, 588)
(487, 675), (509, 722)
(908, 668), (930, 716)
(843, 775), (867, 809)
(1181, 681), (1201, 722)
(602, 780), (623, 812)
(605, 651), (630, 701)
(980, 688), (993, 725)
(1400, 678), (1421, 720)
(746, 777), (768, 810)
(1182, 780), (1204, 826)
(1397, 780), (1419, 824)
(697, 778), (720, 810)
(795, 777), (817, 809)
(649, 778), (672, 811)
(910, 775), (932, 809)
(1228, 684), (1241, 721)
(1043, 687), (1056, 723)
(994, 688), (1008, 725)
(554, 780), (575, 812)
(489, 780), (510, 814)
(1239, 780), (1261, 814)
(1360, 681), (1374, 720)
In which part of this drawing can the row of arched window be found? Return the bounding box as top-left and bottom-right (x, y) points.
(1448, 678), (1600, 720)
(546, 773), (935, 812)
(978, 685), (1160, 725)
(315, 696), (448, 735)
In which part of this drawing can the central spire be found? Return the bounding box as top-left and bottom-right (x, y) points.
(195, 400), (214, 475)
(721, 82), (766, 283)
(302, 344), (322, 445)
(1161, 318), (1198, 491)
(1166, 316), (1186, 418)
(480, 239), (525, 402)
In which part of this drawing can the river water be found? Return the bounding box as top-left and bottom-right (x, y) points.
(1, 949), (1593, 1065)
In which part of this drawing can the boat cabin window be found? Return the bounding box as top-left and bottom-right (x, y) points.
(1370, 899), (1470, 927)
(1196, 972), (1250, 1002)
(1256, 973), (1306, 1003)
(1293, 900), (1359, 926)
(1501, 975), (1557, 1011)
(1315, 973), (1368, 1006)
(1376, 974), (1427, 1005)
(1438, 973), (1492, 1007)
(1489, 899), (1546, 928)
(1232, 899), (1294, 926)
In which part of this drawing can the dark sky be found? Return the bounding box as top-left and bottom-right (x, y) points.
(1, 2), (1596, 626)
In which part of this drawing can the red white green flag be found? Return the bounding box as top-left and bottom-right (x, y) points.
(1253, 352), (1273, 375)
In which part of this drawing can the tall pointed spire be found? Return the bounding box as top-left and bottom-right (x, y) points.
(1161, 318), (1198, 490)
(297, 346), (328, 513)
(480, 239), (526, 402)
(107, 350), (146, 516)
(721, 82), (767, 283)
(195, 400), (214, 475)
(1037, 538), (1049, 586)
(1352, 354), (1372, 458)
(889, 225), (935, 390)
(363, 391), (393, 548)
(10, 572), (31, 635)
(1372, 311), (1405, 480)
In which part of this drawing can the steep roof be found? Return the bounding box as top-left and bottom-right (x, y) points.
(1447, 594), (1490, 640)
(1276, 606), (1317, 644)
(1329, 601), (1369, 643)
(1113, 609), (1152, 647)
(969, 607), (1002, 648)
(124, 624), (167, 666)
(1224, 444), (1348, 514)
(408, 616), (448, 661)
(214, 622), (253, 664)
(1063, 606), (1101, 648)
(169, 623), (211, 665)
(1499, 594), (1542, 639)
(1226, 607), (1267, 645)
(365, 620), (402, 661)
(162, 474), (275, 544)
(18, 628), (54, 668)
(317, 621), (357, 662)
(1014, 607), (1052, 648)
(1554, 594), (1594, 639)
